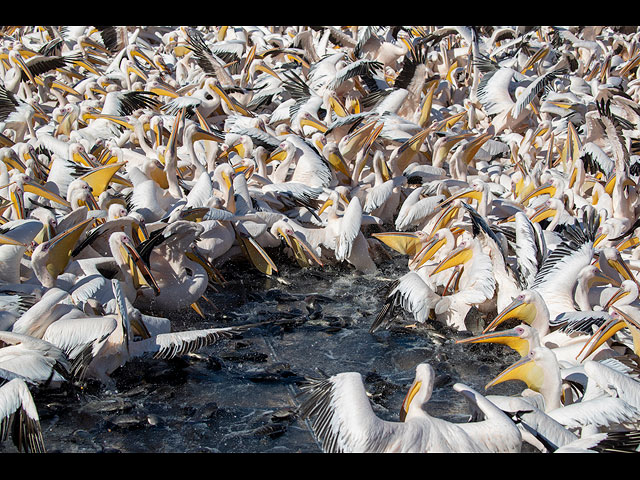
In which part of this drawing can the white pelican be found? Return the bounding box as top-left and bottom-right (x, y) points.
(527, 208), (601, 321)
(482, 288), (617, 365)
(485, 345), (640, 432)
(30, 217), (96, 288)
(132, 220), (209, 313)
(362, 151), (407, 223)
(298, 362), (521, 453)
(317, 191), (376, 273)
(82, 279), (244, 386)
(428, 235), (496, 331)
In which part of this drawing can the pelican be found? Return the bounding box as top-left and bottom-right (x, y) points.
(317, 191), (376, 273)
(482, 289), (616, 365)
(428, 235), (496, 331)
(299, 362), (521, 453)
(485, 345), (640, 431)
(82, 279), (244, 386)
(131, 220), (210, 312)
(30, 217), (96, 288)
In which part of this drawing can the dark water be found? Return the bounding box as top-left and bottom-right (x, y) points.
(1, 248), (526, 454)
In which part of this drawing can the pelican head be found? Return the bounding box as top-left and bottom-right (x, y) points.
(31, 217), (95, 288)
(483, 290), (548, 334)
(400, 363), (435, 422)
(578, 305), (640, 361)
(485, 346), (563, 410)
(603, 279), (638, 309)
(600, 247), (639, 288)
(109, 231), (160, 296)
(456, 323), (540, 357)
(430, 239), (473, 276)
(528, 198), (562, 224)
(409, 228), (453, 269)
(271, 220), (323, 267)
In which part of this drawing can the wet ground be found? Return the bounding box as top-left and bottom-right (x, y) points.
(1, 245), (527, 454)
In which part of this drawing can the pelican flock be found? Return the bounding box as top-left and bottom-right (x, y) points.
(3, 25), (640, 454)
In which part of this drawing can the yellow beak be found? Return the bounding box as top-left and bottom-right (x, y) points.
(456, 327), (531, 357)
(430, 243), (472, 276)
(372, 231), (425, 257)
(483, 296), (538, 333)
(485, 352), (545, 393)
(400, 380), (422, 422)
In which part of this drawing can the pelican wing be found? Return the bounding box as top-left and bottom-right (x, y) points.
(231, 127), (281, 152)
(584, 360), (640, 410)
(511, 69), (564, 119)
(0, 351), (69, 386)
(130, 326), (238, 360)
(261, 182), (323, 205)
(288, 137), (333, 188)
(477, 65), (518, 116)
(102, 91), (160, 117)
(555, 430), (640, 453)
(185, 170), (214, 208)
(548, 396), (640, 430)
(453, 383), (522, 453)
(530, 208), (599, 316)
(0, 378), (45, 453)
(363, 177), (405, 214)
(298, 371), (404, 453)
(549, 311), (611, 334)
(581, 142), (614, 177)
(42, 314), (117, 352)
(184, 29), (234, 87)
(371, 272), (439, 332)
(335, 197), (363, 262)
(22, 53), (83, 80)
(395, 192), (445, 231)
(0, 83), (20, 121)
(330, 58), (384, 90)
(514, 212), (546, 288)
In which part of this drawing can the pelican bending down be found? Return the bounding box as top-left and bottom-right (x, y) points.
(82, 279), (246, 385)
(298, 362), (521, 453)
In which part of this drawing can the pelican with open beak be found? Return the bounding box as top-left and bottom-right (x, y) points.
(77, 161), (130, 198)
(110, 231), (161, 297)
(30, 217), (96, 288)
(430, 240), (474, 277)
(275, 222), (323, 268)
(371, 230), (430, 258)
(409, 228), (456, 270)
(338, 120), (382, 160)
(389, 127), (431, 174)
(521, 182), (557, 207)
(10, 175), (72, 214)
